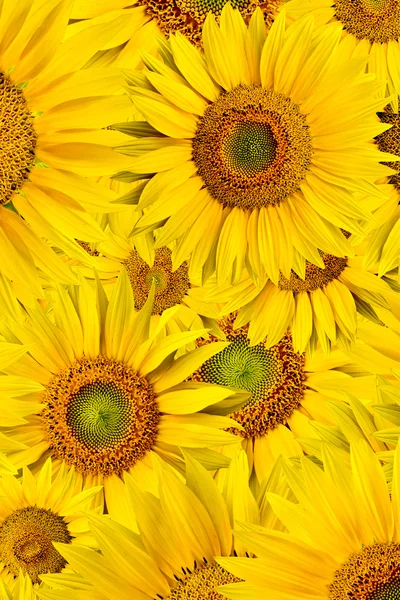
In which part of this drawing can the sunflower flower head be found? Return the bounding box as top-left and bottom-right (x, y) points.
(0, 459), (101, 588)
(207, 234), (400, 352)
(185, 312), (381, 482)
(120, 5), (396, 289)
(71, 0), (283, 47)
(0, 271), (248, 507)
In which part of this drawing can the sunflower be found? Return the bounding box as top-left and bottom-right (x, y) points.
(185, 311), (379, 482)
(0, 0), (136, 304)
(206, 234), (400, 352)
(35, 451), (289, 600)
(53, 209), (222, 355)
(0, 271), (248, 508)
(71, 222), (222, 343)
(120, 5), (396, 286)
(70, 0), (283, 46)
(218, 441), (400, 600)
(360, 103), (400, 278)
(0, 458), (101, 589)
(284, 0), (400, 112)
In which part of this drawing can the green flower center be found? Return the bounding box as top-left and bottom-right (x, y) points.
(223, 122), (277, 177)
(200, 334), (280, 394)
(146, 268), (168, 291)
(192, 85), (313, 211)
(372, 581), (400, 599)
(175, 0), (252, 19)
(124, 247), (190, 315)
(42, 356), (160, 477)
(66, 381), (133, 449)
(192, 319), (306, 438)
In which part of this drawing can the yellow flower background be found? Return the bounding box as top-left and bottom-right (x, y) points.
(0, 0), (400, 598)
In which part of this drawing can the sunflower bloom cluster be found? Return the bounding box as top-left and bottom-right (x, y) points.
(0, 0), (399, 598)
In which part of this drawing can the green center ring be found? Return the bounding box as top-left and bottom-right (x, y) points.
(66, 381), (132, 449)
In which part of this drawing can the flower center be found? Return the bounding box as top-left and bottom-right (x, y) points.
(333, 0), (400, 43)
(0, 507), (71, 584)
(191, 314), (306, 437)
(192, 85), (313, 211)
(134, 0), (280, 46)
(329, 543), (400, 599)
(124, 247), (190, 315)
(66, 381), (134, 449)
(222, 121), (277, 177)
(41, 356), (160, 476)
(376, 104), (400, 194)
(0, 73), (37, 205)
(166, 561), (241, 599)
(278, 252), (348, 293)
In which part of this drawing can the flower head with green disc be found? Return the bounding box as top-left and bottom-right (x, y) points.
(285, 0), (400, 112)
(187, 312), (380, 482)
(0, 271), (247, 507)
(120, 6), (396, 288)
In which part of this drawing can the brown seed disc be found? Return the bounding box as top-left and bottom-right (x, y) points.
(41, 356), (160, 476)
(192, 86), (313, 211)
(135, 0), (281, 46)
(124, 247), (190, 315)
(0, 73), (37, 205)
(376, 103), (400, 194)
(0, 506), (71, 584)
(334, 0), (400, 44)
(329, 542), (400, 599)
(278, 252), (348, 293)
(166, 561), (241, 599)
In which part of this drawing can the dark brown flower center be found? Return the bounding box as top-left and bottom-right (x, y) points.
(278, 252), (348, 293)
(135, 0), (281, 46)
(165, 561), (241, 599)
(376, 103), (400, 194)
(329, 543), (400, 599)
(0, 73), (37, 205)
(0, 507), (71, 584)
(124, 247), (190, 315)
(192, 85), (313, 211)
(333, 0), (400, 43)
(41, 356), (160, 476)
